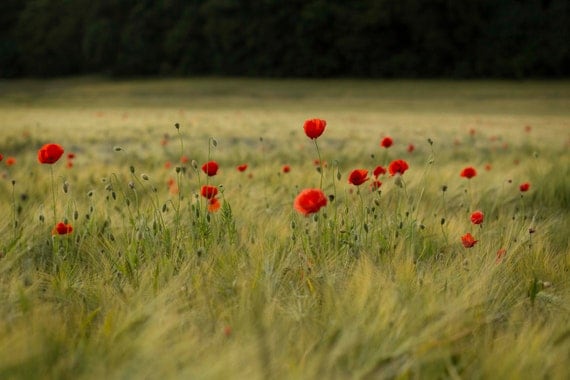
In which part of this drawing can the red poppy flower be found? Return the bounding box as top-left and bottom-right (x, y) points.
(380, 136), (393, 148)
(388, 159), (409, 176)
(407, 144), (415, 153)
(67, 153), (75, 160)
(460, 166), (477, 179)
(66, 161), (73, 169)
(484, 164), (492, 171)
(524, 125), (532, 133)
(370, 180), (382, 191)
(303, 119), (327, 139)
(0, 153), (3, 162)
(470, 210), (484, 225)
(519, 182), (530, 192)
(52, 222), (73, 235)
(313, 159), (327, 167)
(461, 233), (478, 248)
(38, 143), (64, 164)
(282, 165), (291, 173)
(201, 161), (219, 176)
(373, 165), (386, 178)
(348, 169), (369, 186)
(6, 157), (16, 166)
(200, 185), (219, 200)
(237, 164), (248, 172)
(180, 155), (189, 164)
(164, 161), (172, 169)
(294, 188), (327, 216)
(208, 198), (221, 212)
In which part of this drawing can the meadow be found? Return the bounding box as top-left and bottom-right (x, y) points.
(0, 78), (569, 379)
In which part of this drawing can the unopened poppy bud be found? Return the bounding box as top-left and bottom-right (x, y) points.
(191, 160), (198, 169)
(63, 181), (69, 193)
(174, 123), (180, 130)
(427, 138), (434, 145)
(211, 138), (218, 147)
(128, 182), (135, 189)
(129, 166), (135, 174)
(141, 174), (149, 181)
(87, 190), (94, 197)
(442, 185), (448, 192)
(113, 146), (123, 152)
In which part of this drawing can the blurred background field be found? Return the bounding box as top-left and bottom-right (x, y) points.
(1, 77), (569, 143)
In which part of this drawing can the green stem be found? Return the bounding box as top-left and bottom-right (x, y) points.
(11, 180), (17, 230)
(314, 139), (324, 190)
(50, 166), (57, 225)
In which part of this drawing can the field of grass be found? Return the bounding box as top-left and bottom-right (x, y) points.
(0, 78), (569, 379)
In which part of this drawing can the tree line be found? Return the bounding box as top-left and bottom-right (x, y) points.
(1, 0), (568, 78)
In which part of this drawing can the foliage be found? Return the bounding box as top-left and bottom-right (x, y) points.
(1, 0), (569, 78)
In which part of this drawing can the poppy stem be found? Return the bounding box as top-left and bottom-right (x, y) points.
(313, 139), (324, 190)
(50, 165), (57, 226)
(10, 180), (18, 231)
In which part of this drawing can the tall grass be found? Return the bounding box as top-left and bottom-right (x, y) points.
(0, 78), (569, 379)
